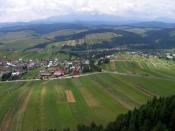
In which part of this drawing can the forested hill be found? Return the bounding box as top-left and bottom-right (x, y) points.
(1, 23), (175, 53)
(60, 28), (175, 50)
(77, 95), (175, 131)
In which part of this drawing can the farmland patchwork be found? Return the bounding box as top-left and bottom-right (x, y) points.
(0, 73), (175, 131)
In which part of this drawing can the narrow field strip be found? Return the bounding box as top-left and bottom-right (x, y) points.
(21, 82), (42, 131)
(41, 86), (46, 99)
(20, 88), (33, 114)
(102, 86), (135, 110)
(108, 74), (149, 105)
(91, 75), (139, 109)
(135, 84), (159, 97)
(86, 76), (134, 110)
(110, 61), (116, 71)
(78, 87), (99, 107)
(12, 86), (33, 131)
(65, 90), (76, 103)
(54, 85), (67, 104)
(40, 85), (47, 130)
(0, 83), (30, 131)
(65, 79), (96, 126)
(79, 77), (128, 122)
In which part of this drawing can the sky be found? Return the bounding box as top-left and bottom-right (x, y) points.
(0, 0), (175, 23)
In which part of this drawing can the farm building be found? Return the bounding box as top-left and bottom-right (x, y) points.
(40, 72), (52, 79)
(54, 70), (64, 77)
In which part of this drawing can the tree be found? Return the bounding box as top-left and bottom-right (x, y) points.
(151, 121), (169, 131)
(1, 72), (11, 81)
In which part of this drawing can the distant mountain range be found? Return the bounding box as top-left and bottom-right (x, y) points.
(130, 21), (175, 28)
(0, 14), (175, 28)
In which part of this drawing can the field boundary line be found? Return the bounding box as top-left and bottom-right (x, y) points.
(88, 77), (135, 110)
(40, 85), (47, 130)
(135, 84), (159, 97)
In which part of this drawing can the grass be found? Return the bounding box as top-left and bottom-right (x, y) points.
(46, 32), (121, 48)
(21, 67), (41, 79)
(0, 72), (175, 131)
(0, 49), (73, 60)
(84, 32), (121, 45)
(123, 28), (158, 36)
(102, 54), (175, 79)
(0, 31), (49, 50)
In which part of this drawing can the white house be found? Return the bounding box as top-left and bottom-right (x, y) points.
(12, 71), (20, 76)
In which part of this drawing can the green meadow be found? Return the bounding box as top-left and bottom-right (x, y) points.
(0, 72), (175, 131)
(0, 54), (175, 130)
(102, 54), (175, 79)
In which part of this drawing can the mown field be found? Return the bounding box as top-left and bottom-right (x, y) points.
(0, 72), (175, 131)
(102, 54), (175, 79)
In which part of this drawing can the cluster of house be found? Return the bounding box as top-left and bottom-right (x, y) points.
(129, 51), (175, 61)
(0, 59), (36, 78)
(0, 58), (91, 80)
(39, 59), (90, 79)
(165, 53), (175, 60)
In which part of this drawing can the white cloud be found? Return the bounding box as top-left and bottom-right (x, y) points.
(0, 0), (175, 22)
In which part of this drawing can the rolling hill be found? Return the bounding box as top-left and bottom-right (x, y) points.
(0, 55), (175, 131)
(0, 9), (175, 131)
(102, 54), (175, 79)
(0, 23), (175, 55)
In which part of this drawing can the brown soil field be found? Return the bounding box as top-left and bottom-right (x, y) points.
(65, 90), (76, 103)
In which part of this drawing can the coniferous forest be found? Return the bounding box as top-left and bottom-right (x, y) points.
(76, 96), (175, 131)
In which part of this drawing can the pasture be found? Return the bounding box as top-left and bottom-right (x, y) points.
(0, 73), (175, 131)
(102, 54), (175, 79)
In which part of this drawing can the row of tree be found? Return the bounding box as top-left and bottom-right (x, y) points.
(81, 60), (102, 73)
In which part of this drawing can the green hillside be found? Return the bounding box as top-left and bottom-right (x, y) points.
(0, 72), (175, 131)
(0, 24), (175, 131)
(1, 24), (175, 53)
(0, 31), (50, 50)
(0, 48), (73, 60)
(77, 95), (175, 131)
(102, 54), (175, 79)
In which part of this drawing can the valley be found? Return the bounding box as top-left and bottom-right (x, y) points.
(1, 0), (175, 130)
(0, 23), (175, 131)
(0, 53), (175, 131)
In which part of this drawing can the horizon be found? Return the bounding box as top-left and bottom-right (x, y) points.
(0, 0), (175, 23)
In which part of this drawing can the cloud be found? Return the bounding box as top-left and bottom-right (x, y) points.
(0, 0), (175, 22)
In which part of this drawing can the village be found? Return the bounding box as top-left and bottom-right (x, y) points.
(1, 50), (175, 81)
(0, 58), (94, 81)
